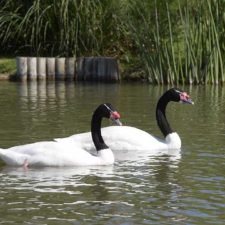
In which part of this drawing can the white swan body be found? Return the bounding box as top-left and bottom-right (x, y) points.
(55, 126), (181, 152)
(0, 103), (121, 167)
(0, 141), (114, 167)
(56, 88), (193, 153)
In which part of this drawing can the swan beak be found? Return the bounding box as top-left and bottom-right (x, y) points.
(181, 98), (194, 105)
(111, 118), (123, 126)
(110, 111), (122, 126)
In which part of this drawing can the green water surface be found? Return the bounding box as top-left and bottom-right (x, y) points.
(0, 81), (224, 224)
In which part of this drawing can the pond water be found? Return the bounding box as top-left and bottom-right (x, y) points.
(0, 81), (224, 224)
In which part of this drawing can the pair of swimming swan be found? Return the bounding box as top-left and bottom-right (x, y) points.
(0, 88), (193, 167)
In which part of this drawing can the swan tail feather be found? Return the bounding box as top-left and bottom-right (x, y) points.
(0, 149), (29, 166)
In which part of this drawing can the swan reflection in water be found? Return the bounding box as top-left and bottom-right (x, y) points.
(0, 150), (181, 187)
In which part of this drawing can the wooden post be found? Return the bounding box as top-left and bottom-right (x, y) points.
(55, 57), (66, 80)
(84, 57), (93, 80)
(76, 57), (84, 81)
(76, 57), (119, 81)
(37, 57), (46, 80)
(46, 57), (55, 80)
(16, 56), (119, 82)
(97, 57), (105, 80)
(65, 57), (75, 81)
(27, 57), (37, 80)
(106, 57), (119, 81)
(16, 57), (27, 81)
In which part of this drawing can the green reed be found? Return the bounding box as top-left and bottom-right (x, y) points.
(126, 0), (225, 84)
(0, 0), (224, 84)
(0, 0), (124, 56)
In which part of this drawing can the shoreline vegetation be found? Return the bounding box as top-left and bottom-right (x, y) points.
(0, 58), (16, 80)
(0, 0), (225, 84)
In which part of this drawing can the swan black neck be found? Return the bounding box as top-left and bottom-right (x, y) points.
(91, 109), (108, 151)
(156, 92), (173, 137)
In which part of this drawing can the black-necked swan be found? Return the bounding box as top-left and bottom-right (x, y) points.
(0, 103), (122, 167)
(55, 88), (193, 152)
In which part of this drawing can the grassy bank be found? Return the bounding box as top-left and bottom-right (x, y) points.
(0, 58), (16, 75)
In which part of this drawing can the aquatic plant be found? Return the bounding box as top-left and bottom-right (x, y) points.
(126, 0), (225, 84)
(0, 0), (124, 56)
(0, 0), (224, 84)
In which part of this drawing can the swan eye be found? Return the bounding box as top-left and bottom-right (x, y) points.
(110, 111), (120, 120)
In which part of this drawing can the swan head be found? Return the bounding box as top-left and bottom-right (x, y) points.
(169, 88), (194, 105)
(92, 103), (122, 152)
(103, 103), (122, 126)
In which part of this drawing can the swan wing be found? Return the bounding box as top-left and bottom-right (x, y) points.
(0, 141), (112, 167)
(55, 126), (167, 152)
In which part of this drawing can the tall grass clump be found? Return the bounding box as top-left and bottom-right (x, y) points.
(126, 0), (225, 84)
(0, 0), (126, 57)
(0, 0), (225, 84)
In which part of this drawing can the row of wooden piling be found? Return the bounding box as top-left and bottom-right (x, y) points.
(16, 57), (119, 81)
